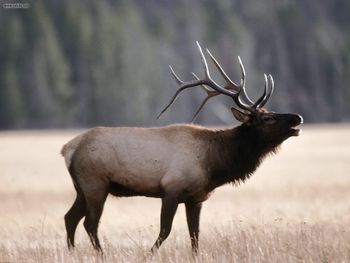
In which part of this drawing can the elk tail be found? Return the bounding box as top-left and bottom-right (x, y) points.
(61, 134), (84, 168)
(61, 134), (86, 194)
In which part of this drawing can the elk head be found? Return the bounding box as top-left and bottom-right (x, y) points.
(157, 42), (303, 146)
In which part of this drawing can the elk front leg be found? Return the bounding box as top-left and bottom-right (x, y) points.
(151, 195), (179, 252)
(185, 201), (202, 253)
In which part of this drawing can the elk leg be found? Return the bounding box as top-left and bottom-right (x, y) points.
(151, 195), (179, 252)
(64, 192), (86, 249)
(83, 185), (109, 252)
(185, 201), (202, 253)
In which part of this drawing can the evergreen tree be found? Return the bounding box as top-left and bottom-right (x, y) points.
(0, 0), (349, 129)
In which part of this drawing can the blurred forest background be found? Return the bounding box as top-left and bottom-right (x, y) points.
(0, 0), (350, 129)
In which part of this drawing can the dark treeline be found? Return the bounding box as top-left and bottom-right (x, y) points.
(0, 0), (350, 129)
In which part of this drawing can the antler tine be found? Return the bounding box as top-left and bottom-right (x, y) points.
(237, 56), (254, 105)
(169, 65), (184, 85)
(190, 72), (219, 122)
(156, 66), (196, 119)
(237, 56), (246, 87)
(206, 49), (236, 88)
(258, 74), (274, 108)
(252, 73), (268, 108)
(191, 96), (211, 122)
(269, 74), (275, 96)
(196, 41), (210, 79)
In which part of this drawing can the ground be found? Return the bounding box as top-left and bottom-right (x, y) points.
(0, 125), (349, 262)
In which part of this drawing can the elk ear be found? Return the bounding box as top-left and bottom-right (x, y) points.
(231, 107), (250, 123)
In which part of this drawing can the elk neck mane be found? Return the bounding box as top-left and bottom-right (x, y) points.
(198, 124), (281, 191)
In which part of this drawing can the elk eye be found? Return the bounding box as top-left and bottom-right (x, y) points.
(262, 116), (275, 124)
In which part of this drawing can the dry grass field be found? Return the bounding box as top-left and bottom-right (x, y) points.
(0, 125), (350, 262)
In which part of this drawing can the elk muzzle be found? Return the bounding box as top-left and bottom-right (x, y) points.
(288, 114), (303, 136)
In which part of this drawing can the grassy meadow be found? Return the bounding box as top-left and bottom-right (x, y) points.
(0, 125), (349, 262)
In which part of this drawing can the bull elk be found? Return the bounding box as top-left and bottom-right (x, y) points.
(62, 42), (302, 253)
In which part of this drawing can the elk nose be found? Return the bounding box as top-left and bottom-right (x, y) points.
(296, 114), (303, 125)
(290, 114), (303, 126)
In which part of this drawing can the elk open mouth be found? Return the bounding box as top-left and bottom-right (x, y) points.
(290, 116), (303, 136)
(291, 127), (301, 136)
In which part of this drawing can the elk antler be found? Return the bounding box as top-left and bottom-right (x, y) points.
(157, 42), (274, 120)
(258, 74), (274, 108)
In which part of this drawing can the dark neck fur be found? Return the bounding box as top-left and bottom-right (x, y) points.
(205, 124), (279, 191)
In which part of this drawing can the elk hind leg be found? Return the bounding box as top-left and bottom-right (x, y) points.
(65, 191), (86, 249)
(83, 183), (109, 252)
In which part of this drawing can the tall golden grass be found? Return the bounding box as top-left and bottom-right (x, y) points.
(1, 125), (349, 262)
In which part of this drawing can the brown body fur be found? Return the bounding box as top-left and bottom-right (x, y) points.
(62, 111), (302, 252)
